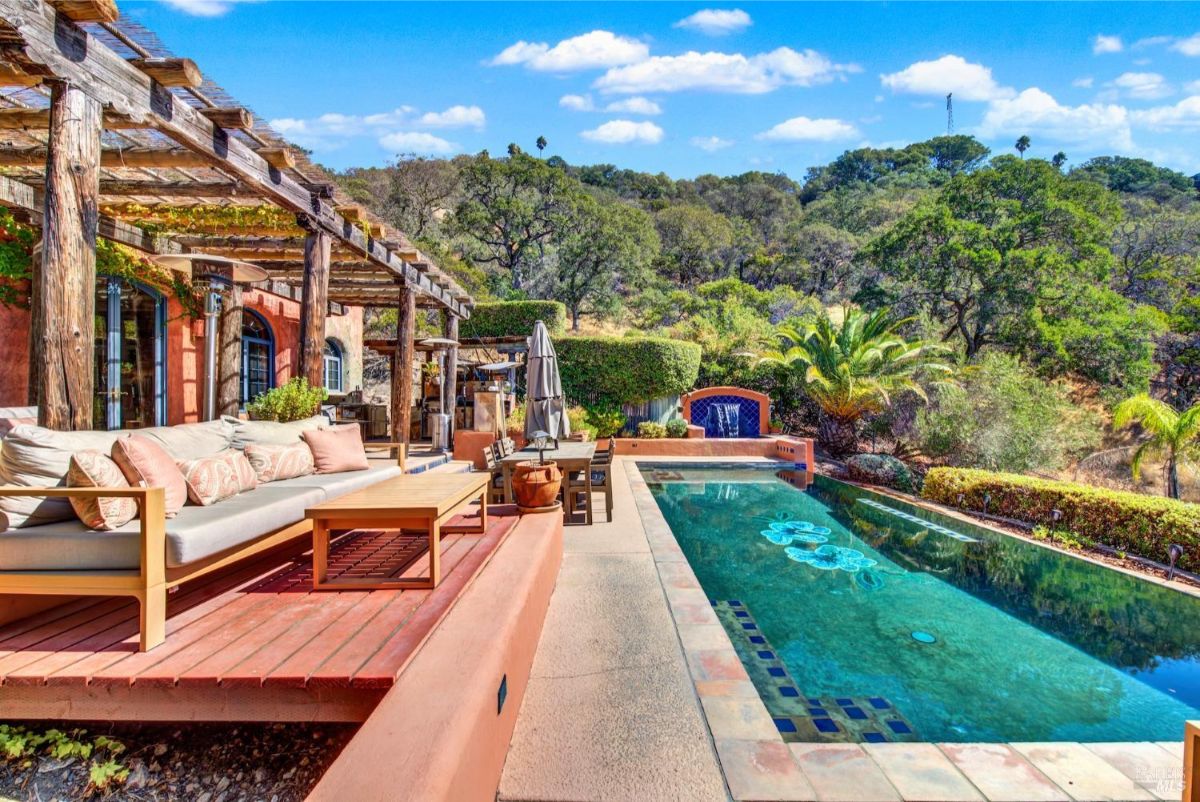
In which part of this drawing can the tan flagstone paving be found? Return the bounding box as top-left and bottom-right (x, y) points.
(938, 743), (1069, 801)
(862, 743), (985, 802)
(1084, 742), (1184, 801)
(790, 743), (902, 802)
(1012, 742), (1156, 801)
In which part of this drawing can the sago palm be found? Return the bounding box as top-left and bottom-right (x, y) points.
(758, 308), (953, 456)
(1112, 394), (1200, 500)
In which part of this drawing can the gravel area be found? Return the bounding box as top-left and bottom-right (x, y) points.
(0, 720), (357, 801)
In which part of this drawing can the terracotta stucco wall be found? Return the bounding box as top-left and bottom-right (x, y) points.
(0, 304), (30, 407)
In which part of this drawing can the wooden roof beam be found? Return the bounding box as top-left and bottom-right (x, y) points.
(0, 60), (40, 86)
(99, 179), (256, 198)
(0, 107), (151, 129)
(0, 2), (469, 317)
(47, 0), (118, 22)
(0, 146), (217, 168)
(199, 106), (253, 130)
(256, 147), (295, 170)
(128, 57), (202, 88)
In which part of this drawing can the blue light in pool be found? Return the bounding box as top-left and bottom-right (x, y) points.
(911, 631), (937, 644)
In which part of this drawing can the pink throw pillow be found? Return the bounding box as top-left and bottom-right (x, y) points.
(243, 442), (315, 483)
(177, 449), (257, 506)
(302, 425), (369, 474)
(67, 450), (138, 530)
(112, 436), (187, 517)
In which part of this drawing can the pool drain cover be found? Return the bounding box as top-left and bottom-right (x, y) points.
(911, 631), (937, 644)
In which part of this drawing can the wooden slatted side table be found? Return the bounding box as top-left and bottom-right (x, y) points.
(305, 471), (489, 590)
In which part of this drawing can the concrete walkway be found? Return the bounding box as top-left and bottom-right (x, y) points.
(498, 457), (728, 802)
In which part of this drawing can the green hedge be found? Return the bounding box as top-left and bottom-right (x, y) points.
(460, 301), (566, 339)
(555, 336), (702, 407)
(922, 467), (1200, 570)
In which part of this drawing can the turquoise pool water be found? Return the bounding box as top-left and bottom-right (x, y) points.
(643, 464), (1200, 743)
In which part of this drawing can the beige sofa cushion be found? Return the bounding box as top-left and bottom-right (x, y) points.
(67, 450), (138, 531)
(224, 415), (329, 449)
(178, 450), (255, 506)
(136, 419), (235, 461)
(0, 425), (129, 530)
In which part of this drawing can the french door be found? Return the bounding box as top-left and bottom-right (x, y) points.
(93, 278), (167, 430)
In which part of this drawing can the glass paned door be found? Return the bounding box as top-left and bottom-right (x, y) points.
(93, 278), (166, 430)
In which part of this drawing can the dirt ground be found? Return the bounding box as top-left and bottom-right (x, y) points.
(0, 720), (357, 801)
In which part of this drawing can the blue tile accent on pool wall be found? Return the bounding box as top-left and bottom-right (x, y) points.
(687, 394), (762, 438)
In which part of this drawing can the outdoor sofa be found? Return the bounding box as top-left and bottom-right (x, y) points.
(0, 415), (406, 651)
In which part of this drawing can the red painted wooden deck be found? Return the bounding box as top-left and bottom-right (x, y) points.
(0, 508), (518, 722)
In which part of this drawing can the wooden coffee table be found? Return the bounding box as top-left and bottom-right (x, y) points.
(305, 472), (489, 591)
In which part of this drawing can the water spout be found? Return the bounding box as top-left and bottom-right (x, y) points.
(707, 403), (741, 438)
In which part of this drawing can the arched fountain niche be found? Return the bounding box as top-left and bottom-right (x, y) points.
(680, 387), (770, 439)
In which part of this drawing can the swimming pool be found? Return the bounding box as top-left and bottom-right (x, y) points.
(642, 463), (1200, 744)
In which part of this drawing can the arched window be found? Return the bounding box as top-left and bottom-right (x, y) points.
(241, 310), (274, 404)
(323, 338), (343, 393)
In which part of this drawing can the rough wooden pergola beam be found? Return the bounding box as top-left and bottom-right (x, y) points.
(98, 179), (256, 198)
(127, 57), (201, 88)
(46, 0), (117, 22)
(0, 174), (182, 255)
(0, 146), (213, 168)
(0, 60), (39, 86)
(0, 1), (469, 318)
(198, 106), (253, 130)
(0, 106), (149, 129)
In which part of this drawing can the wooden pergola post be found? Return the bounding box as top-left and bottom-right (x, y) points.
(216, 283), (243, 417)
(297, 217), (331, 389)
(443, 311), (459, 446)
(34, 80), (101, 430)
(391, 283), (416, 445)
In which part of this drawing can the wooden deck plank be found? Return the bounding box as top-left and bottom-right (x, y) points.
(0, 600), (139, 681)
(262, 590), (395, 688)
(40, 552), (311, 686)
(349, 516), (515, 688)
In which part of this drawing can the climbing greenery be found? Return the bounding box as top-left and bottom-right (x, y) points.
(0, 205), (34, 306)
(105, 202), (300, 236)
(555, 335), (702, 408)
(460, 300), (567, 339)
(95, 240), (206, 320)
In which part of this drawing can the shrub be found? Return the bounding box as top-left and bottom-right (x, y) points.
(506, 402), (526, 437)
(584, 403), (627, 438)
(846, 453), (918, 494)
(246, 377), (327, 422)
(916, 352), (1101, 474)
(664, 418), (689, 438)
(566, 406), (596, 440)
(922, 467), (1200, 570)
(460, 301), (567, 339)
(555, 336), (702, 408)
(637, 421), (668, 439)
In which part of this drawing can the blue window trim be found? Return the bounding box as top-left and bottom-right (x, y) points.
(100, 276), (167, 429)
(241, 309), (275, 405)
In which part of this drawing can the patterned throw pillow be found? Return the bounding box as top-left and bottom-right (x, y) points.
(177, 449), (258, 506)
(66, 450), (138, 531)
(111, 436), (187, 517)
(243, 442), (315, 483)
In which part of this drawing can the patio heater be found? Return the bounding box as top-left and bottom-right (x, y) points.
(152, 254), (269, 421)
(420, 337), (458, 452)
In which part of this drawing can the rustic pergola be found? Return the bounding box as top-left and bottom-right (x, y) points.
(0, 0), (471, 445)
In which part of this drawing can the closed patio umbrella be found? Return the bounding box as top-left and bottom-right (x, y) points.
(525, 320), (570, 443)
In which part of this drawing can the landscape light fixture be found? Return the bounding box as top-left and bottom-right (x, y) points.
(1168, 544), (1185, 581)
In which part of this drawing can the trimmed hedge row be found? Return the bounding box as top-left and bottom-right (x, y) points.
(460, 301), (566, 339)
(555, 335), (702, 408)
(922, 467), (1200, 570)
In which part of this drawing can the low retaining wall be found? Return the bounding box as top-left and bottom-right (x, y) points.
(612, 435), (814, 481)
(308, 510), (564, 802)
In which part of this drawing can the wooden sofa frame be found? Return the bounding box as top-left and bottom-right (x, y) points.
(0, 444), (406, 652)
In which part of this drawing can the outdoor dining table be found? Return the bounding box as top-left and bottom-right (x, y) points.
(498, 440), (597, 524)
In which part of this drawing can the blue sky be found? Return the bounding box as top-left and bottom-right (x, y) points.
(124, 2), (1200, 178)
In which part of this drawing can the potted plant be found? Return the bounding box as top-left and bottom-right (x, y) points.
(511, 430), (562, 511)
(246, 377), (328, 421)
(769, 417), (785, 435)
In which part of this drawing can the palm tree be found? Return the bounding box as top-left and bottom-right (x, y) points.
(1015, 135), (1031, 158)
(758, 308), (953, 457)
(536, 135), (548, 154)
(1112, 394), (1200, 499)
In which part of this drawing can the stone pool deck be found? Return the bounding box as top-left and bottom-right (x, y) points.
(499, 455), (1188, 802)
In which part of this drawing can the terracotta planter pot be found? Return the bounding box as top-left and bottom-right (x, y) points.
(512, 460), (562, 509)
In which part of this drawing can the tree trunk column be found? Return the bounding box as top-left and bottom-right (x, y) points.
(36, 81), (101, 430)
(443, 312), (459, 446)
(391, 283), (416, 445)
(216, 284), (243, 417)
(297, 223), (331, 389)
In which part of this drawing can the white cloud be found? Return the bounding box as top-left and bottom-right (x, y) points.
(673, 9), (752, 36)
(594, 47), (857, 95)
(1172, 33), (1200, 56)
(1186, 80), (1200, 94)
(490, 30), (648, 72)
(1093, 34), (1124, 54)
(978, 87), (1132, 149)
(880, 55), (1013, 101)
(1110, 71), (1173, 99)
(756, 116), (859, 141)
(691, 135), (734, 151)
(269, 104), (479, 153)
(1072, 77), (1094, 89)
(580, 119), (664, 144)
(1134, 35), (1173, 50)
(605, 96), (662, 115)
(1131, 95), (1200, 130)
(378, 132), (457, 154)
(559, 94), (596, 111)
(160, 0), (243, 16)
(416, 105), (486, 128)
